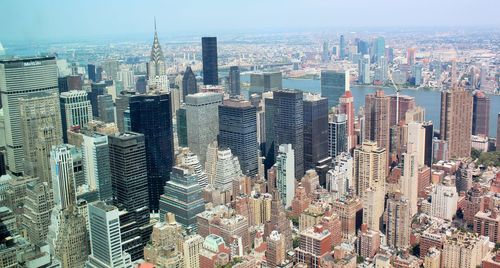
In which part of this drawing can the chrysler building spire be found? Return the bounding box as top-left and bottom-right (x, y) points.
(148, 18), (168, 90)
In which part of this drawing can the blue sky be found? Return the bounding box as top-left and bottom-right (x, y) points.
(1, 0), (499, 42)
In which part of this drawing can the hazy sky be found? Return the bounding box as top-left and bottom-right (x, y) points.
(1, 0), (499, 42)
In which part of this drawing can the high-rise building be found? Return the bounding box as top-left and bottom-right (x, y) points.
(82, 132), (112, 202)
(339, 35), (346, 59)
(359, 55), (371, 84)
(89, 82), (107, 118)
(88, 64), (96, 82)
(210, 147), (243, 193)
(50, 144), (77, 210)
(267, 231), (286, 268)
(430, 179), (458, 221)
(472, 91), (490, 137)
(218, 99), (258, 176)
(183, 234), (204, 268)
(0, 56), (59, 176)
(385, 192), (411, 249)
(249, 72), (282, 94)
(144, 213), (184, 266)
(442, 231), (490, 268)
(182, 66), (198, 101)
(176, 148), (209, 187)
(400, 151), (418, 217)
(176, 105), (188, 148)
(23, 180), (54, 246)
(365, 90), (391, 154)
(108, 132), (149, 212)
(423, 122), (434, 167)
(294, 225), (333, 267)
(357, 224), (381, 260)
(407, 48), (416, 66)
(202, 37), (218, 85)
(148, 20), (168, 90)
(228, 66), (241, 97)
(353, 141), (386, 197)
(87, 201), (133, 268)
(328, 113), (347, 158)
(159, 166), (205, 231)
(320, 70), (349, 108)
(275, 144), (295, 208)
(389, 94), (416, 126)
(439, 88), (473, 159)
(413, 63), (423, 86)
(97, 94), (115, 123)
(19, 92), (62, 183)
(129, 92), (174, 212)
(115, 90), (135, 133)
(303, 93), (328, 171)
(60, 90), (93, 142)
(474, 209), (500, 244)
(274, 90), (304, 178)
(338, 84), (356, 151)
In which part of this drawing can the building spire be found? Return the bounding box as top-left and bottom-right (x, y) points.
(154, 17), (157, 32)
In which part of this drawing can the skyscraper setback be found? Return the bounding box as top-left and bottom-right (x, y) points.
(202, 37), (218, 85)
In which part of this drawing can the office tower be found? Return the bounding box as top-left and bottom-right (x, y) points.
(176, 106), (188, 148)
(129, 92), (174, 212)
(183, 234), (204, 268)
(389, 95), (418, 126)
(273, 90), (304, 178)
(275, 144), (295, 208)
(430, 179), (458, 221)
(97, 94), (115, 123)
(23, 180), (54, 246)
(321, 41), (330, 63)
(102, 59), (119, 80)
(60, 90), (93, 142)
(249, 72), (283, 93)
(303, 93), (328, 171)
(50, 144), (77, 210)
(176, 148), (209, 187)
(413, 63), (423, 86)
(88, 82), (106, 117)
(385, 192), (411, 249)
(19, 92), (62, 182)
(374, 37), (385, 63)
(136, 76), (147, 93)
(228, 66), (241, 97)
(47, 205), (89, 268)
(294, 225), (332, 267)
(423, 122), (433, 166)
(439, 88), (473, 159)
(88, 64), (96, 82)
(81, 132), (112, 201)
(407, 48), (416, 66)
(338, 84), (356, 151)
(218, 99), (258, 176)
(328, 113), (347, 158)
(144, 213), (184, 266)
(359, 55), (371, 84)
(108, 132), (149, 211)
(159, 166), (205, 231)
(185, 92), (223, 165)
(95, 66), (103, 82)
(87, 201), (133, 268)
(442, 231), (490, 268)
(320, 70), (349, 108)
(0, 56), (59, 176)
(115, 90), (135, 133)
(263, 94), (276, 169)
(182, 66), (198, 101)
(118, 68), (135, 90)
(400, 151), (418, 216)
(211, 147), (243, 193)
(472, 91), (490, 136)
(339, 35), (346, 59)
(202, 37), (218, 85)
(357, 39), (369, 55)
(354, 141), (387, 197)
(365, 90), (391, 153)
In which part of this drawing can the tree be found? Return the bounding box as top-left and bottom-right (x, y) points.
(471, 148), (482, 159)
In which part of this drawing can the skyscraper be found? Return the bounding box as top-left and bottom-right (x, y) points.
(159, 166), (205, 231)
(87, 201), (133, 268)
(359, 54), (371, 84)
(328, 113), (347, 158)
(353, 141), (387, 197)
(338, 83), (356, 151)
(228, 66), (241, 97)
(176, 105), (188, 148)
(50, 144), (77, 210)
(88, 64), (96, 82)
(218, 99), (258, 176)
(148, 20), (168, 90)
(97, 94), (115, 123)
(82, 132), (112, 202)
(89, 82), (107, 118)
(182, 66), (198, 101)
(176, 147), (209, 187)
(108, 132), (149, 212)
(389, 95), (416, 126)
(339, 35), (346, 59)
(365, 90), (391, 155)
(303, 93), (329, 171)
(23, 180), (54, 246)
(115, 90), (135, 133)
(19, 92), (62, 183)
(439, 88), (473, 159)
(374, 37), (385, 63)
(185, 92), (223, 165)
(129, 92), (174, 212)
(60, 90), (93, 142)
(275, 144), (295, 208)
(210, 147), (243, 193)
(472, 91), (490, 136)
(274, 90), (304, 179)
(407, 48), (416, 66)
(202, 37), (218, 85)
(0, 56), (59, 176)
(320, 70), (349, 108)
(385, 192), (411, 249)
(423, 122), (434, 167)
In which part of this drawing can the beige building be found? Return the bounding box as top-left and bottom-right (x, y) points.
(363, 186), (384, 232)
(182, 234), (204, 268)
(248, 192), (272, 225)
(22, 180), (54, 246)
(354, 140), (387, 197)
(441, 231), (490, 268)
(423, 247), (441, 268)
(144, 213), (184, 267)
(385, 192), (411, 249)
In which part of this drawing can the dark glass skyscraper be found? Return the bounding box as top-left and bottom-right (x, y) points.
(321, 70), (348, 108)
(264, 97), (276, 170)
(228, 66), (241, 97)
(274, 90), (304, 179)
(87, 64), (96, 82)
(328, 113), (347, 158)
(202, 37), (218, 85)
(182, 66), (197, 101)
(218, 99), (258, 176)
(339, 34), (346, 59)
(303, 94), (329, 171)
(89, 82), (107, 118)
(423, 121), (433, 167)
(129, 92), (174, 212)
(176, 106), (188, 148)
(472, 91), (490, 136)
